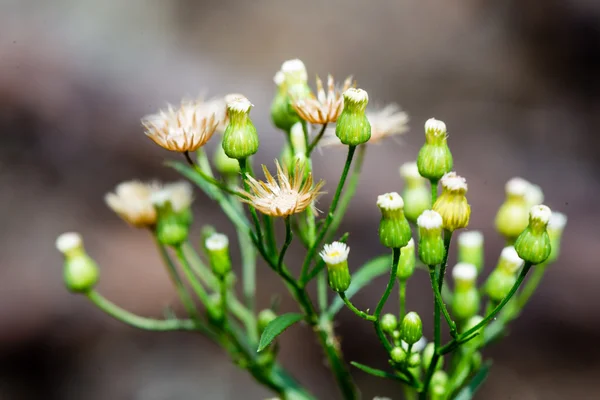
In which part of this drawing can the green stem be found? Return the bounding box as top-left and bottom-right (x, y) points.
(307, 123), (328, 155)
(430, 179), (439, 204)
(317, 270), (328, 312)
(429, 268), (457, 335)
(339, 292), (375, 321)
(85, 290), (206, 333)
(175, 246), (212, 306)
(278, 217), (293, 274)
(263, 214), (277, 256)
(184, 151), (243, 197)
(300, 145), (357, 281)
(399, 279), (407, 322)
(373, 248), (401, 353)
(239, 158), (265, 248)
(182, 242), (218, 289)
(439, 262), (533, 355)
(437, 230), (453, 292)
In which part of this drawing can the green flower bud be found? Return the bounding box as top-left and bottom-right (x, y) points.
(515, 205), (552, 264)
(400, 312), (422, 345)
(392, 330), (401, 341)
(270, 71), (300, 132)
(457, 231), (484, 272)
(213, 137), (240, 176)
(281, 59), (312, 101)
(417, 118), (453, 180)
(391, 347), (407, 363)
(400, 162), (432, 222)
(495, 178), (531, 241)
(417, 210), (446, 266)
(335, 88), (371, 146)
(422, 343), (444, 371)
(206, 293), (224, 324)
(462, 315), (484, 348)
(451, 263), (480, 320)
(321, 242), (351, 292)
(485, 246), (523, 302)
(280, 142), (294, 171)
(153, 198), (189, 247)
(381, 313), (398, 333)
(408, 352), (421, 368)
(205, 233), (232, 278)
(431, 370), (449, 390)
(396, 238), (416, 280)
(222, 97), (259, 159)
(433, 172), (470, 232)
(376, 192), (412, 249)
(547, 211), (567, 263)
(258, 309), (277, 335)
(56, 233), (99, 293)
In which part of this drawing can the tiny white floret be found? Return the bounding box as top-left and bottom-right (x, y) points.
(425, 118), (447, 135)
(500, 246), (524, 272)
(205, 233), (229, 251)
(548, 211), (567, 231)
(343, 88), (368, 104)
(440, 172), (468, 192)
(56, 232), (83, 254)
(530, 204), (551, 225)
(320, 242), (350, 265)
(458, 231), (484, 247)
(505, 177), (530, 197)
(452, 262), (478, 282)
(417, 210), (443, 230)
(377, 192), (404, 211)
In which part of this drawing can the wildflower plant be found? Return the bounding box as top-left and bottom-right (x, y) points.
(56, 58), (567, 399)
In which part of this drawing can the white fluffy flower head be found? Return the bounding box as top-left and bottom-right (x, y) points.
(458, 231), (483, 247)
(377, 192), (404, 211)
(417, 210), (443, 230)
(440, 172), (468, 193)
(425, 118), (447, 136)
(281, 59), (308, 83)
(320, 242), (350, 265)
(205, 233), (229, 251)
(56, 232), (83, 254)
(530, 204), (551, 225)
(452, 262), (478, 282)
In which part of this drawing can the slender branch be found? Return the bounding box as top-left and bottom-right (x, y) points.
(307, 123), (328, 155)
(300, 145), (357, 281)
(429, 267), (457, 336)
(430, 178), (439, 204)
(239, 158), (265, 249)
(175, 246), (212, 306)
(437, 230), (453, 292)
(277, 217), (293, 274)
(398, 279), (407, 322)
(317, 271), (328, 312)
(339, 292), (375, 321)
(373, 248), (401, 353)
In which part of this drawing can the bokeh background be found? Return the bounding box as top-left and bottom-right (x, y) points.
(1, 0), (599, 399)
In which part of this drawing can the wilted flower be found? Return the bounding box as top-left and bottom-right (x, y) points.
(241, 160), (324, 217)
(142, 98), (223, 152)
(292, 75), (353, 125)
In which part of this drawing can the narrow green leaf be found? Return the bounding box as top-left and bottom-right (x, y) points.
(327, 254), (392, 317)
(453, 361), (492, 400)
(350, 362), (410, 385)
(257, 313), (304, 352)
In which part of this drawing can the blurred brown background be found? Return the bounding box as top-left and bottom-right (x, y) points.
(1, 0), (599, 399)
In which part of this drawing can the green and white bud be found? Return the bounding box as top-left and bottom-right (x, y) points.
(270, 70), (300, 132)
(258, 309), (277, 335)
(515, 205), (552, 264)
(547, 211), (567, 263)
(457, 230), (484, 272)
(495, 177), (531, 242)
(400, 312), (423, 345)
(222, 97), (259, 159)
(451, 263), (480, 320)
(335, 88), (371, 146)
(417, 118), (453, 180)
(213, 138), (240, 176)
(422, 342), (444, 371)
(396, 238), (416, 280)
(485, 246), (523, 302)
(205, 233), (232, 278)
(381, 313), (398, 333)
(377, 192), (412, 249)
(390, 347), (407, 364)
(462, 315), (484, 349)
(321, 242), (351, 292)
(56, 233), (99, 293)
(430, 370), (449, 400)
(417, 210), (446, 266)
(399, 162), (432, 222)
(281, 59), (311, 99)
(152, 190), (190, 247)
(433, 172), (470, 231)
(206, 293), (224, 324)
(290, 121), (307, 155)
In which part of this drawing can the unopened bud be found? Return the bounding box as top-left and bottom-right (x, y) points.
(485, 247), (522, 302)
(381, 313), (398, 333)
(258, 309), (277, 334)
(515, 205), (552, 264)
(396, 238), (416, 280)
(223, 97), (259, 159)
(56, 233), (99, 293)
(457, 231), (484, 272)
(213, 138), (241, 176)
(417, 210), (446, 266)
(433, 172), (470, 231)
(417, 118), (453, 180)
(547, 211), (567, 263)
(335, 88), (371, 146)
(462, 315), (484, 349)
(290, 122), (307, 154)
(376, 192), (412, 249)
(321, 242), (351, 292)
(495, 177), (530, 241)
(451, 263), (480, 320)
(400, 312), (422, 345)
(408, 352), (421, 368)
(153, 194), (189, 247)
(390, 347), (406, 364)
(399, 162), (432, 222)
(205, 233), (232, 278)
(270, 70), (300, 132)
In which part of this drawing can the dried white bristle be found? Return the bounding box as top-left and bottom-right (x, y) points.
(452, 262), (478, 282)
(399, 161), (421, 180)
(376, 192), (404, 211)
(425, 118), (446, 134)
(500, 246), (524, 269)
(343, 88), (368, 104)
(320, 242), (350, 265)
(548, 211), (567, 231)
(417, 210), (443, 230)
(56, 232), (83, 254)
(273, 71), (285, 86)
(227, 96), (253, 113)
(458, 231), (483, 247)
(505, 177), (530, 197)
(440, 172), (468, 192)
(530, 204), (551, 225)
(205, 233), (229, 251)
